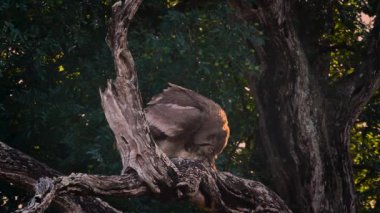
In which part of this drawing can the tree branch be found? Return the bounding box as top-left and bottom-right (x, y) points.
(100, 0), (178, 194)
(0, 141), (121, 213)
(216, 172), (291, 212)
(332, 2), (380, 126)
(19, 172), (148, 213)
(20, 158), (291, 212)
(15, 0), (292, 212)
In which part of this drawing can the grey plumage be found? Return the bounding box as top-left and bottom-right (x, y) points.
(144, 83), (230, 167)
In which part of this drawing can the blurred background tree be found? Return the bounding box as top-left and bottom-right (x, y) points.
(0, 0), (378, 212)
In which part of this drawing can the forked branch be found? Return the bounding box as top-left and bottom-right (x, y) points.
(19, 172), (148, 213)
(100, 0), (177, 193)
(16, 0), (291, 212)
(333, 2), (380, 125)
(0, 141), (120, 213)
(19, 158), (290, 212)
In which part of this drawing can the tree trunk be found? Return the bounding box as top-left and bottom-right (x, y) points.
(231, 0), (380, 212)
(249, 71), (356, 212)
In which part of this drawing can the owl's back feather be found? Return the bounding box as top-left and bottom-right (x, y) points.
(144, 83), (230, 166)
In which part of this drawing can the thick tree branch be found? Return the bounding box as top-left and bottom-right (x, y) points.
(216, 172), (291, 212)
(19, 172), (148, 213)
(231, 0), (295, 72)
(230, 1), (358, 211)
(100, 0), (178, 194)
(0, 141), (121, 213)
(333, 2), (380, 126)
(100, 0), (290, 212)
(15, 0), (292, 212)
(227, 0), (379, 212)
(20, 158), (291, 213)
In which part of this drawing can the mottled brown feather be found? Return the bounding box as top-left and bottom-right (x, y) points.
(144, 83), (230, 166)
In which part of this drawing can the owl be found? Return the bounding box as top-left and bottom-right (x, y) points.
(144, 83), (230, 168)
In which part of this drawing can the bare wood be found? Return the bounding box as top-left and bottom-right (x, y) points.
(19, 172), (148, 213)
(0, 141), (121, 213)
(19, 158), (291, 212)
(15, 0), (292, 212)
(100, 0), (178, 194)
(96, 0), (291, 211)
(216, 172), (291, 212)
(6, 0), (377, 212)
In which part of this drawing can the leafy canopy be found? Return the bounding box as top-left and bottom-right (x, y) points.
(0, 0), (378, 212)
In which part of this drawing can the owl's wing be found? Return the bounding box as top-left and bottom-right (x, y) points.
(145, 84), (203, 139)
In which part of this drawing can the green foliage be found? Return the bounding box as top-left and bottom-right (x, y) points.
(0, 0), (121, 175)
(312, 1), (380, 211)
(0, 0), (378, 212)
(0, 0), (258, 211)
(296, 1), (379, 210)
(0, 0), (123, 211)
(351, 93), (380, 212)
(325, 0), (369, 80)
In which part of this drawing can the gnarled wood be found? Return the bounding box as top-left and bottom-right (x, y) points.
(19, 172), (148, 213)
(13, 0), (292, 212)
(100, 0), (177, 194)
(0, 141), (120, 213)
(19, 158), (291, 212)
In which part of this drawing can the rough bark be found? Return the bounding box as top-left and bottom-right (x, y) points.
(7, 0), (292, 212)
(18, 158), (290, 213)
(100, 0), (177, 193)
(0, 141), (121, 213)
(18, 173), (148, 213)
(231, 0), (380, 212)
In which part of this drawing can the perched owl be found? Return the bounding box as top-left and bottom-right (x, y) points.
(144, 83), (230, 168)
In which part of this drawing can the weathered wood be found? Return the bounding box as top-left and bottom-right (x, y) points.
(100, 0), (178, 194)
(13, 0), (293, 212)
(216, 172), (291, 212)
(19, 158), (291, 212)
(0, 141), (120, 213)
(3, 0), (378, 212)
(19, 173), (148, 213)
